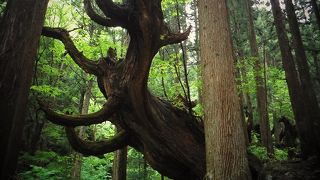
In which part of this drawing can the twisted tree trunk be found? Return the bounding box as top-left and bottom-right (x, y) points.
(39, 0), (257, 179)
(40, 0), (203, 179)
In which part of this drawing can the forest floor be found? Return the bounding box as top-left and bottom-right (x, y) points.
(260, 156), (320, 180)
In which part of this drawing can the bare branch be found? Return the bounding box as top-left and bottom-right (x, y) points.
(66, 127), (128, 155)
(42, 27), (102, 75)
(160, 26), (191, 47)
(84, 0), (122, 27)
(39, 98), (119, 126)
(95, 0), (128, 27)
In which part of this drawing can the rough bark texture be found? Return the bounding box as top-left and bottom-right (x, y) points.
(40, 0), (204, 179)
(199, 0), (251, 179)
(285, 0), (320, 153)
(0, 0), (48, 178)
(38, 0), (263, 179)
(270, 0), (319, 158)
(246, 0), (273, 154)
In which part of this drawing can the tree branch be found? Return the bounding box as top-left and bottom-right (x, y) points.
(160, 26), (191, 47)
(42, 27), (102, 75)
(66, 127), (128, 155)
(84, 0), (122, 27)
(39, 98), (119, 126)
(95, 0), (129, 28)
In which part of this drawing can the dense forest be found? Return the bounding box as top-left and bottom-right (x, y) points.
(0, 0), (320, 179)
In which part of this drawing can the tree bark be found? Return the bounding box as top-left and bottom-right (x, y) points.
(39, 0), (261, 179)
(112, 126), (127, 180)
(311, 0), (320, 30)
(270, 0), (319, 158)
(285, 0), (320, 152)
(246, 0), (273, 154)
(71, 78), (93, 180)
(199, 0), (251, 179)
(0, 0), (48, 178)
(312, 51), (320, 86)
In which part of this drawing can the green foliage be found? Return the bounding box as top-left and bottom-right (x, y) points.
(18, 151), (72, 179)
(31, 85), (63, 97)
(81, 155), (113, 180)
(248, 144), (269, 161)
(127, 148), (163, 180)
(274, 148), (288, 161)
(249, 144), (289, 162)
(18, 0), (315, 178)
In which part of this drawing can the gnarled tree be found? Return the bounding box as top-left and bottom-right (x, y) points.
(40, 0), (204, 179)
(39, 0), (255, 179)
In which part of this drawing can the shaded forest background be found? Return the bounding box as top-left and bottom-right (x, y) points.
(0, 0), (320, 179)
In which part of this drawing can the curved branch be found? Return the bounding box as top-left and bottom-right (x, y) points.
(42, 27), (102, 75)
(95, 0), (128, 27)
(66, 127), (128, 155)
(84, 0), (122, 27)
(160, 26), (191, 47)
(39, 98), (119, 126)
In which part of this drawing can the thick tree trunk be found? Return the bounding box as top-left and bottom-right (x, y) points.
(199, 0), (251, 179)
(246, 0), (273, 154)
(270, 0), (319, 158)
(0, 0), (48, 178)
(39, 0), (261, 179)
(285, 0), (320, 151)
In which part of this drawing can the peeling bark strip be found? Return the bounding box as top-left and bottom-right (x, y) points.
(0, 0), (49, 178)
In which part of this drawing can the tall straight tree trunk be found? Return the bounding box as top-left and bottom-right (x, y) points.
(112, 126), (127, 180)
(285, 0), (320, 150)
(238, 51), (254, 143)
(236, 67), (250, 146)
(199, 0), (251, 179)
(246, 0), (273, 154)
(0, 0), (48, 178)
(71, 79), (93, 179)
(311, 0), (320, 30)
(270, 0), (319, 158)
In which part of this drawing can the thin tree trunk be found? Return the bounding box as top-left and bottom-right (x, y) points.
(246, 0), (273, 154)
(161, 175), (164, 180)
(238, 53), (254, 143)
(270, 0), (319, 158)
(71, 78), (93, 179)
(311, 0), (320, 30)
(143, 158), (147, 180)
(0, 0), (48, 178)
(312, 51), (320, 86)
(174, 0), (192, 113)
(285, 0), (320, 151)
(112, 125), (127, 180)
(235, 57), (250, 146)
(199, 0), (251, 179)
